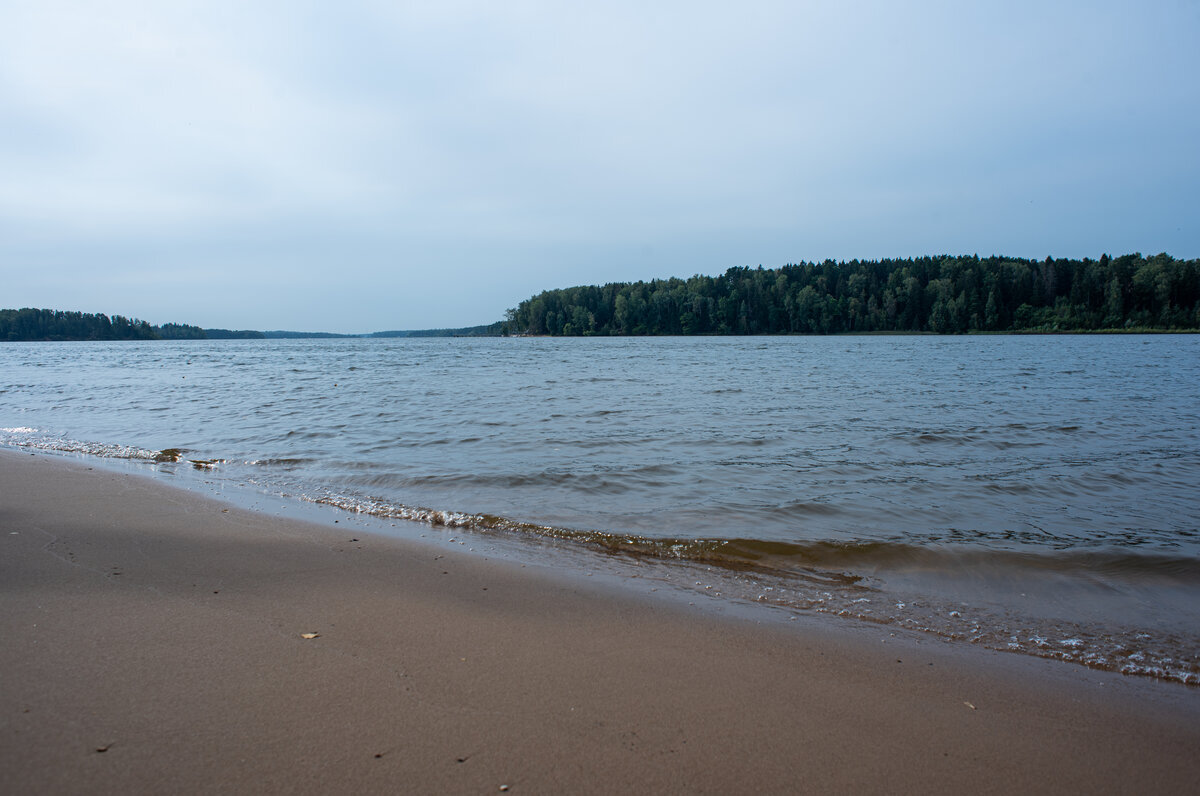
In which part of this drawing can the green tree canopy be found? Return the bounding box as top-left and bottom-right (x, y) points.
(504, 254), (1200, 336)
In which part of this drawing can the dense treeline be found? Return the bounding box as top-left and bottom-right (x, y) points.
(262, 330), (352, 339)
(504, 253), (1200, 336)
(155, 323), (208, 339)
(0, 310), (274, 341)
(1, 308), (159, 341)
(372, 321), (508, 338)
(207, 328), (267, 339)
(0, 308), (503, 340)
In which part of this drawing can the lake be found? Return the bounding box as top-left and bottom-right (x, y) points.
(3, 335), (1198, 682)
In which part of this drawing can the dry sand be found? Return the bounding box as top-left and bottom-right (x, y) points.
(2, 449), (1198, 794)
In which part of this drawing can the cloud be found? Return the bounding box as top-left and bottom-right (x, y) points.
(1, 1), (1197, 330)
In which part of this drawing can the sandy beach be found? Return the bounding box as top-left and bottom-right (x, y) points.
(2, 449), (1198, 794)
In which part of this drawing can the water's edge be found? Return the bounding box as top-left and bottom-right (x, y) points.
(5, 434), (1197, 686)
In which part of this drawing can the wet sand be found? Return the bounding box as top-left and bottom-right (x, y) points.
(2, 449), (1198, 794)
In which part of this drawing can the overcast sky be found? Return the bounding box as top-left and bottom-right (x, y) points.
(2, 1), (1197, 332)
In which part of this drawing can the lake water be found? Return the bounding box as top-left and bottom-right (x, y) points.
(2, 335), (1198, 682)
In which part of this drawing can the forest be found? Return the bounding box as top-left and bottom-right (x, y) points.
(7, 253), (1198, 340)
(0, 309), (160, 341)
(372, 322), (508, 338)
(0, 309), (262, 341)
(504, 253), (1200, 336)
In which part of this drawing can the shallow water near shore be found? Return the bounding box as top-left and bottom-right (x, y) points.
(2, 335), (1198, 681)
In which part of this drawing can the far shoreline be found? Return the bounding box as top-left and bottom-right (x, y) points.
(4, 328), (1200, 343)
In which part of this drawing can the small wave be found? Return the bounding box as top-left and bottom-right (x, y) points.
(303, 487), (1196, 583)
(895, 424), (1089, 448)
(247, 457), (315, 468)
(776, 500), (841, 516)
(0, 429), (187, 464)
(540, 437), (651, 450)
(302, 490), (862, 580)
(982, 482), (1035, 494)
(282, 429), (338, 440)
(915, 432), (976, 444)
(357, 465), (683, 494)
(743, 539), (1200, 582)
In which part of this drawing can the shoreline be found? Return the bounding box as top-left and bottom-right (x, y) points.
(2, 329), (1199, 344)
(6, 438), (1197, 686)
(3, 449), (1199, 793)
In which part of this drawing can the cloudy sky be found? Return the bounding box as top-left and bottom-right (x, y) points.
(2, 1), (1197, 332)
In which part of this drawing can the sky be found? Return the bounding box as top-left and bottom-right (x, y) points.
(2, 1), (1198, 333)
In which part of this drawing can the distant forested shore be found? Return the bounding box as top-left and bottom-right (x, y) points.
(7, 253), (1199, 340)
(504, 253), (1200, 335)
(0, 309), (263, 342)
(0, 308), (503, 341)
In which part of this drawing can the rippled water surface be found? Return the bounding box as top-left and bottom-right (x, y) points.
(3, 336), (1198, 681)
